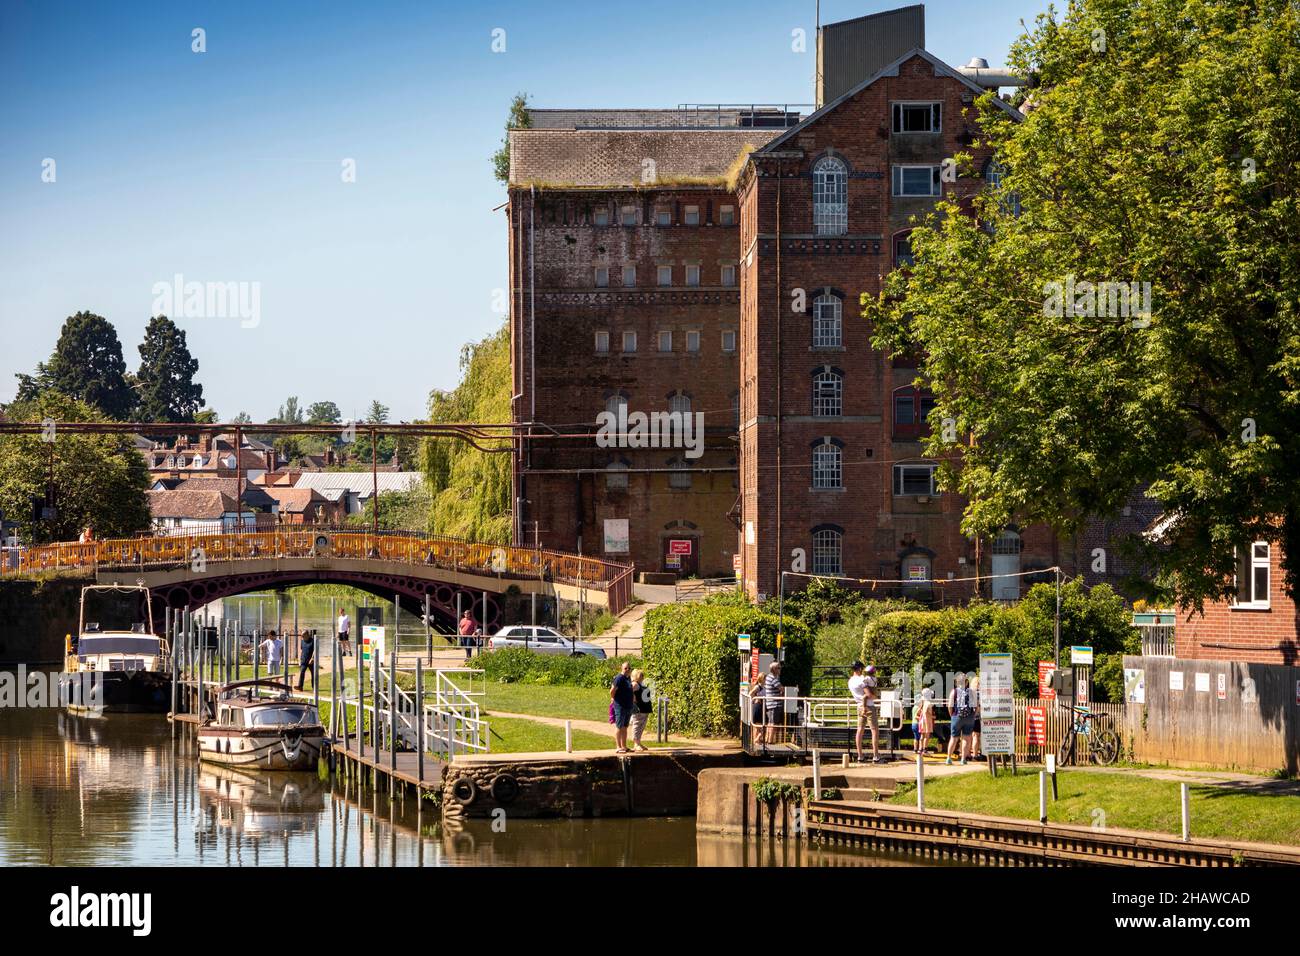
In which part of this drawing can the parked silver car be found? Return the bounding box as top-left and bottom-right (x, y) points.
(488, 626), (607, 659)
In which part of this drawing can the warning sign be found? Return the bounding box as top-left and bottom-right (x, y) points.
(669, 539), (693, 555)
(1038, 660), (1057, 700)
(1026, 705), (1047, 746)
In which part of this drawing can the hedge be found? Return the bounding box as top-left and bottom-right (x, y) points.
(642, 601), (812, 738)
(860, 580), (1137, 701)
(479, 647), (641, 689)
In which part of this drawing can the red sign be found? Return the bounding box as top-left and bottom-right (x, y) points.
(669, 539), (693, 555)
(749, 648), (760, 685)
(1026, 705), (1047, 746)
(732, 554), (742, 572)
(1078, 674), (1089, 704)
(1038, 660), (1057, 700)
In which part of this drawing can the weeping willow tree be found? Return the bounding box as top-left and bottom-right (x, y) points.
(421, 323), (512, 543)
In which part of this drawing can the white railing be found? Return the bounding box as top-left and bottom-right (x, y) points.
(740, 690), (906, 754)
(425, 668), (489, 756)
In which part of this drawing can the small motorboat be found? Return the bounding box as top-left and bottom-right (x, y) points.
(197, 678), (326, 771)
(60, 584), (172, 715)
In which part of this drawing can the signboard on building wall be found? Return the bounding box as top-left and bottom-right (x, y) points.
(1026, 705), (1047, 746)
(603, 519), (629, 554)
(665, 553), (681, 570)
(1038, 661), (1057, 700)
(732, 554), (742, 572)
(669, 539), (693, 555)
(978, 653), (1015, 755)
(750, 648), (760, 685)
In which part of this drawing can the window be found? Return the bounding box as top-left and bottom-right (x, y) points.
(1234, 542), (1271, 608)
(893, 462), (940, 497)
(719, 205), (735, 226)
(731, 391), (740, 429)
(594, 266), (609, 287)
(668, 459), (692, 489)
(812, 293), (842, 348)
(812, 440), (842, 489)
(812, 528), (843, 576)
(892, 102), (942, 134)
(813, 156), (848, 235)
(658, 330), (673, 352)
(720, 264), (736, 286)
(669, 392), (692, 415)
(893, 232), (914, 267)
(593, 207), (610, 226)
(594, 331), (610, 353)
(686, 265), (701, 287)
(721, 330), (736, 352)
(684, 205), (700, 225)
(812, 369), (843, 417)
(892, 165), (942, 197)
(605, 393), (629, 416)
(605, 460), (629, 491)
(622, 330), (637, 353)
(622, 265), (636, 287)
(686, 330), (700, 352)
(656, 208), (671, 226)
(893, 385), (936, 438)
(657, 265), (673, 287)
(984, 159), (1023, 219)
(621, 206), (638, 225)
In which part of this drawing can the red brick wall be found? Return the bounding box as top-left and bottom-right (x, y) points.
(1175, 543), (1300, 665)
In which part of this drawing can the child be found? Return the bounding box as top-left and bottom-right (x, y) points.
(914, 688), (936, 754)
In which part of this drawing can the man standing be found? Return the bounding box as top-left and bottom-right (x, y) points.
(336, 609), (352, 657)
(762, 661), (784, 744)
(458, 611), (475, 660)
(848, 661), (881, 763)
(260, 630), (284, 677)
(296, 629), (315, 690)
(946, 673), (979, 765)
(610, 660), (634, 753)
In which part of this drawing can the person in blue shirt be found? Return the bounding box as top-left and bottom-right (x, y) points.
(610, 661), (634, 753)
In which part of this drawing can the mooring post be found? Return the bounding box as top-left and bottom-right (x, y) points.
(565, 720), (573, 753)
(1181, 782), (1190, 842)
(253, 628), (260, 686)
(372, 645), (379, 756)
(416, 659), (425, 785)
(480, 590), (488, 656)
(313, 628), (320, 712)
(1039, 771), (1048, 824)
(170, 613), (178, 721)
(916, 752), (925, 811)
(812, 749), (821, 799)
(293, 596), (299, 676)
(357, 632), (366, 761)
(389, 650), (397, 776)
(424, 593), (432, 666)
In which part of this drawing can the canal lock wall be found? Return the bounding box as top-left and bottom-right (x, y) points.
(0, 574), (89, 664)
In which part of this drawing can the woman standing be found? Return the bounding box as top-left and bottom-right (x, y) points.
(629, 669), (653, 752)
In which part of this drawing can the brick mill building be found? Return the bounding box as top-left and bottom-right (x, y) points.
(507, 7), (1076, 598)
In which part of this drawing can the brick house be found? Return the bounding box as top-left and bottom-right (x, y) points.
(1174, 540), (1300, 665)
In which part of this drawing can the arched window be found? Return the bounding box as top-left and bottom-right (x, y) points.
(668, 392), (692, 416)
(812, 368), (843, 417)
(812, 439), (842, 489)
(812, 293), (842, 348)
(605, 392), (629, 417)
(991, 529), (1023, 601)
(813, 156), (848, 236)
(893, 385), (936, 438)
(667, 458), (691, 490)
(812, 527), (843, 576)
(893, 230), (914, 268)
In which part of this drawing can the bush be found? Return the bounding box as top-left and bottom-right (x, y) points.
(814, 598), (927, 668)
(643, 601), (812, 738)
(859, 580), (1138, 701)
(478, 646), (640, 689)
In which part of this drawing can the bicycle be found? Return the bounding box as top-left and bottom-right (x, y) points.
(1057, 704), (1119, 766)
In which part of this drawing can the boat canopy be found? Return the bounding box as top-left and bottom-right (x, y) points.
(77, 635), (162, 656)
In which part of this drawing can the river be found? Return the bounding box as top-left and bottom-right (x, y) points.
(0, 706), (936, 867)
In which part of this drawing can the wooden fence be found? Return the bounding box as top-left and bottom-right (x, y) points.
(1013, 696), (1125, 764)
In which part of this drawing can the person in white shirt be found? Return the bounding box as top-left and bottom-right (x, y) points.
(336, 611), (352, 657)
(259, 630), (284, 676)
(847, 661), (882, 763)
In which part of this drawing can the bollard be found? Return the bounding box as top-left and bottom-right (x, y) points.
(841, 753), (850, 769)
(812, 749), (821, 799)
(565, 720), (573, 753)
(1039, 771), (1048, 823)
(1181, 782), (1190, 842)
(916, 752), (925, 811)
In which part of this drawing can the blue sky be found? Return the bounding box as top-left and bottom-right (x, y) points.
(0, 0), (1046, 422)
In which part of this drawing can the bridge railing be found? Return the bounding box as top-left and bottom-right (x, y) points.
(1, 527), (636, 615)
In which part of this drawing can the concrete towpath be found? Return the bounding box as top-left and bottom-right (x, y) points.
(485, 709), (739, 751)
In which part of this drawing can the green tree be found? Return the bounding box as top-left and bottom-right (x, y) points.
(274, 397), (304, 424)
(37, 312), (134, 419)
(134, 315), (204, 422)
(306, 401), (341, 424)
(231, 411), (252, 425)
(492, 92), (531, 184)
(422, 323), (512, 542)
(365, 400), (389, 424)
(864, 0), (1300, 610)
(0, 394), (151, 544)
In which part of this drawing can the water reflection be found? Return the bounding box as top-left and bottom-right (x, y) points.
(0, 706), (932, 867)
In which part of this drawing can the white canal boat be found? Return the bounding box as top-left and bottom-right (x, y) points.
(197, 679), (326, 771)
